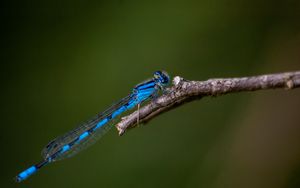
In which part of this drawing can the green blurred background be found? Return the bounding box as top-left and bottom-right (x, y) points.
(1, 0), (300, 188)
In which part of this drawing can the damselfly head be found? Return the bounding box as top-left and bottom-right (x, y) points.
(154, 71), (170, 86)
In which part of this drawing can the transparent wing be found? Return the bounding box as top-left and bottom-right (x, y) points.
(42, 94), (135, 161)
(54, 118), (115, 160)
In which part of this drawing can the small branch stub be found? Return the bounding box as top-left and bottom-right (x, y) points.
(116, 71), (300, 135)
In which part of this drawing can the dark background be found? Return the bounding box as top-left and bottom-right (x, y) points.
(1, 1), (300, 188)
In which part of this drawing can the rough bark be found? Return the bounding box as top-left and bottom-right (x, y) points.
(116, 71), (300, 135)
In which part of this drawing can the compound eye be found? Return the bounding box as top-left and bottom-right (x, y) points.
(154, 71), (161, 78)
(161, 73), (170, 84)
(155, 71), (162, 75)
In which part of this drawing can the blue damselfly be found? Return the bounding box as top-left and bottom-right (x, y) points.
(15, 71), (170, 182)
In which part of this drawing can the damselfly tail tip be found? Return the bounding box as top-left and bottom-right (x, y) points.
(15, 165), (37, 183)
(15, 175), (22, 183)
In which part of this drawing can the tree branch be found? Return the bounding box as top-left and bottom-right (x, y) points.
(116, 71), (300, 135)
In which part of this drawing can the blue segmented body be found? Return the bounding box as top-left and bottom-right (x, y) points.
(16, 71), (170, 182)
